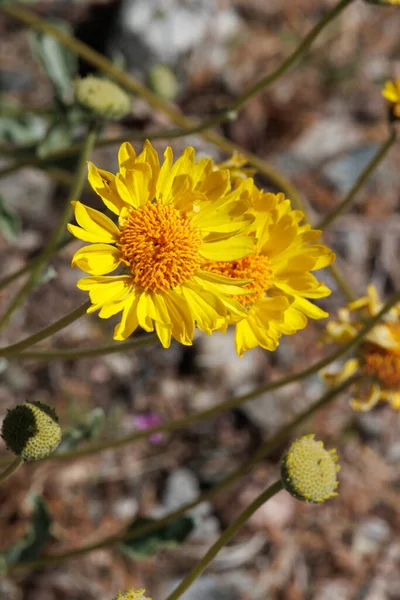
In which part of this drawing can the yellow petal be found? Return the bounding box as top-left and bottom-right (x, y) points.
(71, 244), (121, 275)
(113, 291), (141, 340)
(87, 162), (123, 215)
(71, 201), (120, 243)
(181, 282), (226, 335)
(199, 237), (255, 261)
(77, 275), (132, 308)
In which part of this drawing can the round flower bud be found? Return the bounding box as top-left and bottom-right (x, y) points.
(114, 590), (151, 600)
(75, 75), (131, 120)
(1, 402), (62, 461)
(281, 434), (340, 503)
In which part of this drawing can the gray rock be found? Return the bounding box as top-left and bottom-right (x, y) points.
(323, 144), (379, 194)
(109, 0), (241, 79)
(352, 517), (391, 557)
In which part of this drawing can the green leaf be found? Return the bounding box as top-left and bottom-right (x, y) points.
(30, 21), (78, 105)
(1, 495), (52, 567)
(57, 408), (105, 452)
(119, 515), (195, 559)
(0, 194), (20, 242)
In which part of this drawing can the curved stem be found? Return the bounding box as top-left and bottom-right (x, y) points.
(0, 302), (90, 358)
(22, 288), (399, 463)
(15, 332), (158, 360)
(166, 481), (284, 600)
(328, 263), (358, 302)
(0, 122), (97, 332)
(0, 456), (23, 485)
(318, 129), (397, 230)
(6, 374), (357, 574)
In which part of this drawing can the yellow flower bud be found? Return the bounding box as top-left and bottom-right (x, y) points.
(114, 590), (151, 600)
(75, 75), (131, 120)
(1, 402), (62, 461)
(281, 434), (340, 503)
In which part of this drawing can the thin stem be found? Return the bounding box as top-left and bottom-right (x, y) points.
(318, 129), (397, 230)
(0, 302), (90, 358)
(229, 0), (355, 112)
(15, 333), (158, 360)
(0, 122), (97, 332)
(328, 263), (358, 302)
(0, 456), (23, 485)
(19, 288), (399, 464)
(166, 481), (284, 600)
(6, 374), (357, 574)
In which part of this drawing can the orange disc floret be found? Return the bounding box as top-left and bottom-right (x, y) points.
(204, 253), (272, 307)
(118, 203), (203, 293)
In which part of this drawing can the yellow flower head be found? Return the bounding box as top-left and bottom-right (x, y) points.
(382, 79), (400, 118)
(75, 75), (131, 120)
(323, 285), (400, 411)
(114, 590), (151, 600)
(204, 180), (335, 355)
(69, 141), (255, 348)
(1, 402), (61, 461)
(281, 434), (340, 503)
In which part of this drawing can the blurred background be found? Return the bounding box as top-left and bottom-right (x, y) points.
(0, 1), (400, 599)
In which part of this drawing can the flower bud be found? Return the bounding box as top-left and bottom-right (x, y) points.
(114, 590), (151, 600)
(1, 402), (62, 461)
(281, 434), (340, 503)
(75, 75), (131, 120)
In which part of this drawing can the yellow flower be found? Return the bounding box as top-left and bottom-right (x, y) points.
(281, 434), (340, 503)
(382, 79), (400, 118)
(203, 181), (335, 356)
(323, 285), (400, 411)
(69, 141), (255, 348)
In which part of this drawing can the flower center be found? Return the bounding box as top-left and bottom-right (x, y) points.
(361, 343), (400, 390)
(118, 203), (203, 292)
(204, 254), (272, 307)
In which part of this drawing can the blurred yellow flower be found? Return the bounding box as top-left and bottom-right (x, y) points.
(114, 589), (151, 600)
(214, 153), (256, 183)
(204, 181), (335, 355)
(382, 79), (400, 118)
(69, 141), (255, 348)
(323, 285), (400, 410)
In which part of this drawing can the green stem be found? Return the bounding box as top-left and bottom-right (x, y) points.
(15, 333), (158, 360)
(0, 302), (90, 358)
(229, 0), (355, 112)
(318, 129), (397, 230)
(6, 374), (357, 574)
(328, 263), (358, 302)
(0, 456), (23, 485)
(23, 285), (400, 463)
(0, 122), (97, 332)
(166, 481), (284, 600)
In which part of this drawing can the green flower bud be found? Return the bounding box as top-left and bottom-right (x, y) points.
(1, 402), (61, 461)
(114, 590), (151, 600)
(281, 434), (340, 503)
(75, 75), (131, 120)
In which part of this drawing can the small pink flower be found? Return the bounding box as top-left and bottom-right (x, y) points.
(134, 412), (164, 443)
